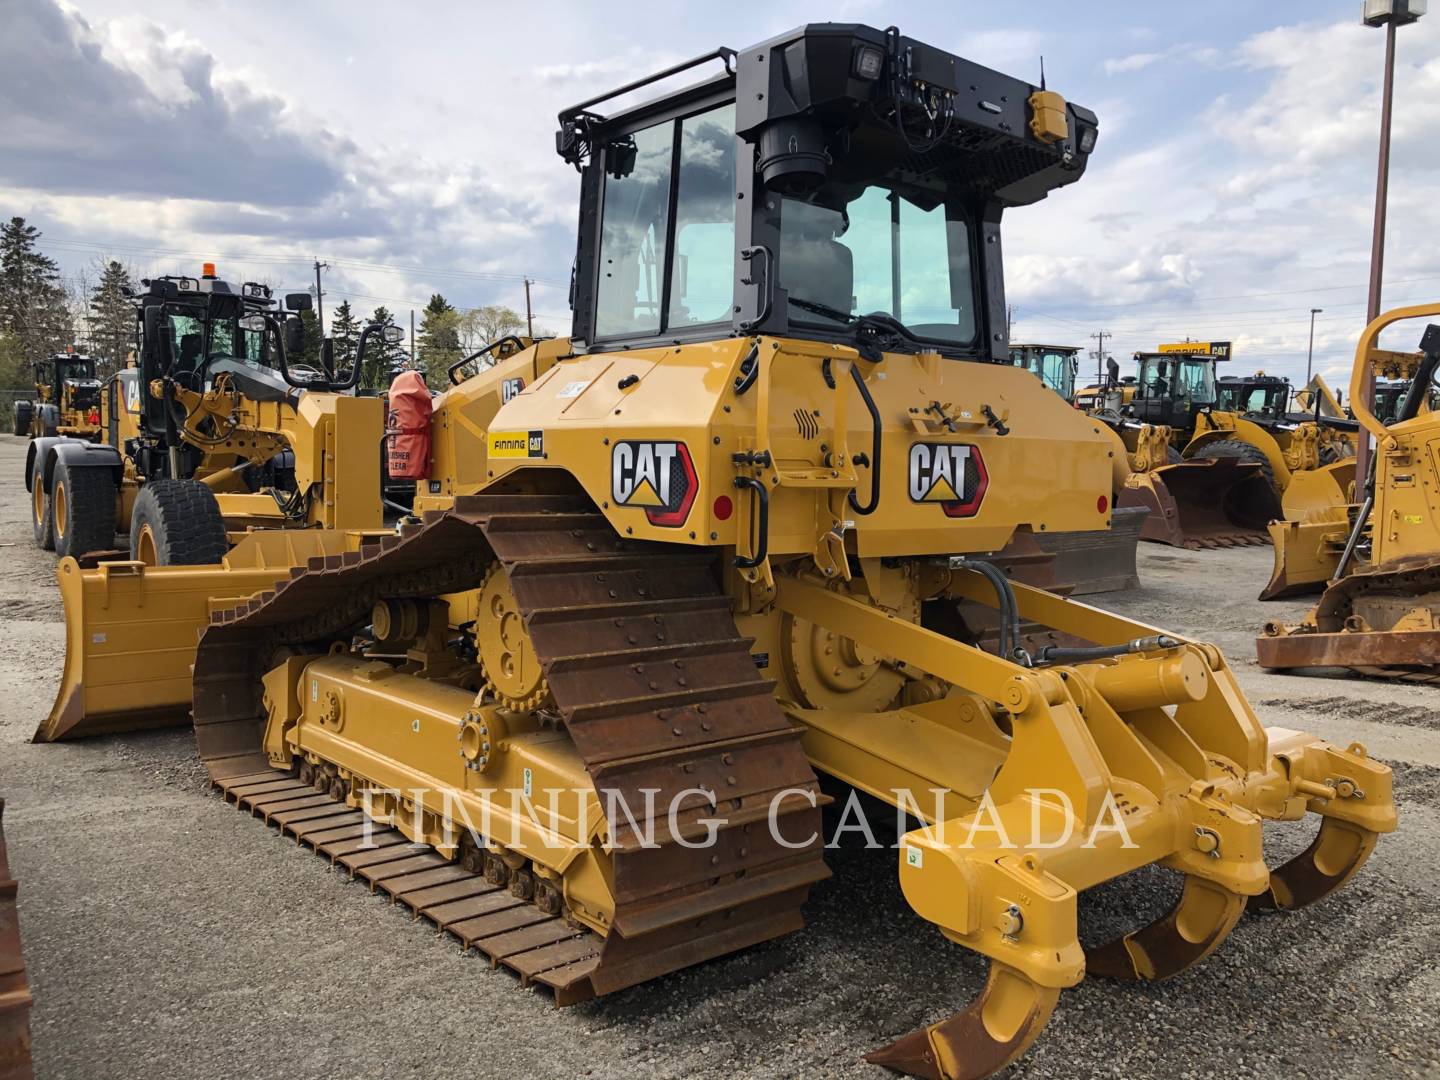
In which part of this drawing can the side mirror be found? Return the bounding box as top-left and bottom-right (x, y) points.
(320, 337), (336, 376)
(284, 317), (305, 356)
(382, 325), (405, 345)
(285, 292), (313, 312)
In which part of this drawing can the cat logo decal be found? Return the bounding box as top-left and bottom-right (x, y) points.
(908, 442), (988, 518)
(611, 441), (697, 527)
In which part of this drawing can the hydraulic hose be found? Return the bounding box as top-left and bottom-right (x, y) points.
(951, 557), (1027, 666)
(1034, 635), (1179, 665)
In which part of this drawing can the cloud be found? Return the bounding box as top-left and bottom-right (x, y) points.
(1103, 43), (1221, 77)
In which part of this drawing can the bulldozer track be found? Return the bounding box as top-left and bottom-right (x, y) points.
(0, 801), (32, 1080)
(1180, 532), (1270, 551)
(193, 493), (828, 1005)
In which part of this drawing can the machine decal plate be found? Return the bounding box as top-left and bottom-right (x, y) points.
(908, 442), (988, 518)
(611, 440), (697, 527)
(489, 430), (545, 459)
(501, 377), (525, 403)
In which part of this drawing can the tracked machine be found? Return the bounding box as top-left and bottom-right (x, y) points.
(42, 26), (1395, 1078)
(1260, 306), (1440, 675)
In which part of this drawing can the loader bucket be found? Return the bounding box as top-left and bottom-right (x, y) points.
(37, 530), (374, 743)
(1258, 507), (1351, 601)
(1118, 460), (1279, 549)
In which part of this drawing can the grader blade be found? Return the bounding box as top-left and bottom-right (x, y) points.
(866, 963), (1059, 1080)
(1118, 460), (1278, 549)
(39, 530), (372, 742)
(1085, 876), (1246, 981)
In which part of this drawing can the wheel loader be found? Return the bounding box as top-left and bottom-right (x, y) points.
(38, 25), (1395, 1079)
(1008, 344), (1078, 401)
(12, 349), (102, 441)
(1259, 305), (1440, 669)
(25, 265), (388, 563)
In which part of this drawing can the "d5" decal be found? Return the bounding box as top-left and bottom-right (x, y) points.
(908, 442), (988, 518)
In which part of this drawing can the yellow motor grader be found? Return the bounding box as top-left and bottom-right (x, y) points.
(25, 267), (386, 562)
(1259, 305), (1440, 673)
(12, 349), (102, 441)
(39, 26), (1394, 1079)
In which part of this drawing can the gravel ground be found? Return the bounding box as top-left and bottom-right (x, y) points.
(1, 431), (1435, 1080)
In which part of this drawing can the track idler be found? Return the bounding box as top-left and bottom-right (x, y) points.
(1085, 875), (1246, 981)
(866, 963), (1059, 1080)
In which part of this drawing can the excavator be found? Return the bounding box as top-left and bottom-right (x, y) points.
(12, 349), (102, 440)
(25, 265), (388, 562)
(37, 25), (1394, 1079)
(1259, 305), (1440, 672)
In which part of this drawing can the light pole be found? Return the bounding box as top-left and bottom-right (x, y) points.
(1306, 307), (1323, 383)
(1357, 0), (1425, 482)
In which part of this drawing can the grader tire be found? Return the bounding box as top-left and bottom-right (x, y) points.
(51, 458), (118, 560)
(129, 480), (228, 566)
(1190, 437), (1277, 495)
(12, 401), (32, 437)
(29, 454), (53, 551)
(38, 405), (58, 438)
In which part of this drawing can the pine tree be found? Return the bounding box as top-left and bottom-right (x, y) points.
(417, 293), (462, 387)
(0, 216), (72, 361)
(361, 305), (403, 390)
(88, 258), (135, 375)
(330, 299), (361, 376)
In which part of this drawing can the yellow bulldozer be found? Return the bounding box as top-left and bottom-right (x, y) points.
(1259, 305), (1440, 674)
(12, 349), (102, 441)
(24, 266), (387, 563)
(37, 26), (1394, 1079)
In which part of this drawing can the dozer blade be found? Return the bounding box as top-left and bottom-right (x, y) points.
(1031, 504), (1148, 595)
(866, 963), (1059, 1080)
(0, 802), (33, 1080)
(1085, 875), (1246, 981)
(1118, 460), (1280, 549)
(38, 530), (370, 743)
(1280, 459), (1355, 521)
(1257, 507), (1351, 601)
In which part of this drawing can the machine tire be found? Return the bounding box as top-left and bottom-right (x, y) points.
(129, 480), (229, 566)
(38, 405), (59, 438)
(30, 454), (53, 550)
(1191, 437), (1278, 494)
(51, 459), (118, 560)
(12, 401), (32, 437)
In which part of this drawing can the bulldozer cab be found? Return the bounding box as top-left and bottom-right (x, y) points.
(1010, 343), (1079, 400)
(558, 24), (1097, 360)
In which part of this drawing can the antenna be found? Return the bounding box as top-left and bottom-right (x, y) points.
(1039, 55), (1046, 91)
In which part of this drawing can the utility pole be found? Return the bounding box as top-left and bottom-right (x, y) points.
(409, 310), (416, 368)
(1358, 0), (1425, 481)
(523, 277), (535, 338)
(312, 259), (329, 336)
(1090, 329), (1110, 385)
(1006, 304), (1017, 340)
(1306, 308), (1323, 383)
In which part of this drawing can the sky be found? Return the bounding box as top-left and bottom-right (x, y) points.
(2, 0), (1438, 390)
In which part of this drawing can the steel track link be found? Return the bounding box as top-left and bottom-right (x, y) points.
(193, 493), (830, 1004)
